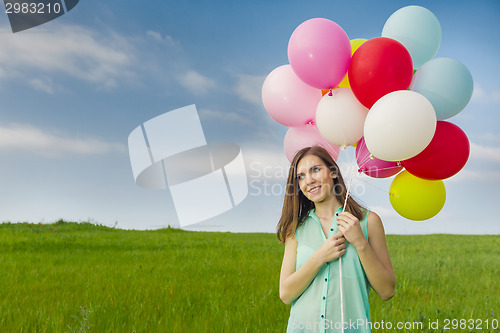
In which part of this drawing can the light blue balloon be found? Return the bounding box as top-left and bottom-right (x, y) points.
(410, 57), (474, 120)
(382, 6), (442, 69)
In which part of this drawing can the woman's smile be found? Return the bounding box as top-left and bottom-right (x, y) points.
(308, 185), (322, 194)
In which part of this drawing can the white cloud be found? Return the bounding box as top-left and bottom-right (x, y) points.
(146, 30), (163, 41)
(367, 206), (400, 219)
(493, 91), (500, 103)
(146, 30), (176, 46)
(0, 124), (126, 156)
(28, 77), (55, 94)
(177, 70), (216, 95)
(470, 132), (500, 144)
(447, 168), (500, 183)
(471, 84), (487, 102)
(243, 146), (289, 181)
(234, 74), (266, 106)
(0, 24), (135, 89)
(437, 142), (500, 183)
(471, 83), (500, 104)
(199, 108), (252, 126)
(470, 142), (500, 164)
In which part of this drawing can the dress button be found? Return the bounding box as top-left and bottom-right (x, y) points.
(321, 315), (324, 319)
(330, 228), (333, 231)
(323, 296), (326, 300)
(325, 278), (327, 282)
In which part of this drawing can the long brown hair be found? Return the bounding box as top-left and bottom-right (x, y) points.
(276, 146), (365, 243)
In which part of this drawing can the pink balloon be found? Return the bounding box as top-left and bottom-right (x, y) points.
(284, 125), (340, 163)
(262, 65), (322, 127)
(288, 18), (351, 90)
(356, 137), (403, 178)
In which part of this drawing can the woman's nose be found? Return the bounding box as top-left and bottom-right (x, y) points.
(306, 172), (315, 184)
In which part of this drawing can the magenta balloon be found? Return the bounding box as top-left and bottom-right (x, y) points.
(262, 65), (322, 127)
(288, 18), (351, 90)
(284, 125), (340, 163)
(356, 137), (403, 178)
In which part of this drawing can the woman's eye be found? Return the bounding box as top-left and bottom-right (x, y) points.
(313, 166), (320, 172)
(297, 174), (304, 180)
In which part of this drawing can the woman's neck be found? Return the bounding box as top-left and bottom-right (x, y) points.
(314, 196), (342, 220)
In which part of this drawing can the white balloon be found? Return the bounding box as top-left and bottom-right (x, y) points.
(316, 88), (368, 147)
(364, 90), (436, 161)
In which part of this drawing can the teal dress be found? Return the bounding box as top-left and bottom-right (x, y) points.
(287, 207), (371, 333)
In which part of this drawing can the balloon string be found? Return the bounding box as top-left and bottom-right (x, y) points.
(343, 165), (354, 212)
(356, 139), (402, 172)
(356, 140), (371, 168)
(355, 177), (400, 198)
(359, 165), (403, 174)
(355, 139), (375, 169)
(339, 255), (344, 332)
(357, 154), (373, 170)
(307, 122), (340, 161)
(339, 166), (353, 333)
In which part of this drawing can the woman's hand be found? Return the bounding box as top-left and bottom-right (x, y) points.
(337, 212), (368, 250)
(315, 231), (347, 264)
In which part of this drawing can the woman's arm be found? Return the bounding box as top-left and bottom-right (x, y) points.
(279, 231), (346, 305)
(337, 211), (396, 301)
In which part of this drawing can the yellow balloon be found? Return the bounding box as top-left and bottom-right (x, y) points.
(389, 171), (446, 221)
(338, 38), (368, 88)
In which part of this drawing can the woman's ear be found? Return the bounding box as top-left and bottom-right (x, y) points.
(329, 167), (338, 179)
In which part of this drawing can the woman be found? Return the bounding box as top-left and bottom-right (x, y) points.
(277, 146), (395, 333)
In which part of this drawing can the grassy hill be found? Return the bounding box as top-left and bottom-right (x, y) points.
(0, 221), (498, 332)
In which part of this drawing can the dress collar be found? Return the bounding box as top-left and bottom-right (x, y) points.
(308, 206), (343, 221)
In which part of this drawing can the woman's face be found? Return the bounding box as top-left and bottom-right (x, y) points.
(296, 154), (336, 203)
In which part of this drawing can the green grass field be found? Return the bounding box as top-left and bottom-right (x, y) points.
(0, 221), (498, 332)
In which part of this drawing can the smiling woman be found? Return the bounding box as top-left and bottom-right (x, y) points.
(277, 146), (395, 333)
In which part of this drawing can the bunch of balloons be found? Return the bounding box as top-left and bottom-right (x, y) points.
(262, 6), (473, 221)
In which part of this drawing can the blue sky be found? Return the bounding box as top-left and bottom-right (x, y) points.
(0, 0), (499, 234)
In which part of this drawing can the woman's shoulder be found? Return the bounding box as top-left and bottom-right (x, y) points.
(357, 207), (372, 223)
(366, 210), (385, 237)
(367, 210), (381, 222)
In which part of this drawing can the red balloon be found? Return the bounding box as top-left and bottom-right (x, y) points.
(349, 37), (413, 108)
(401, 121), (470, 180)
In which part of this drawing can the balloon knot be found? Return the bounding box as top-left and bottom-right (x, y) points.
(396, 161), (402, 167)
(340, 144), (347, 150)
(307, 120), (315, 126)
(328, 89), (333, 96)
(358, 168), (364, 174)
(369, 154), (375, 160)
